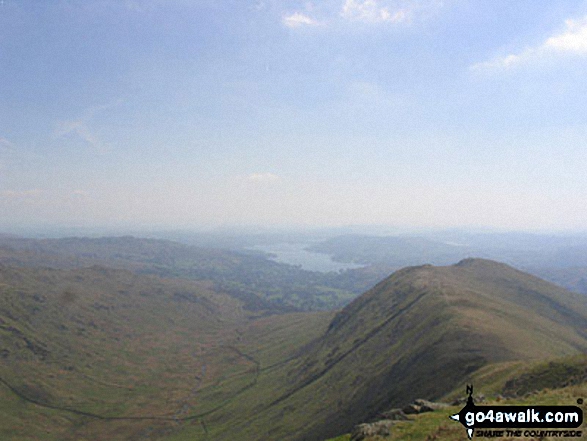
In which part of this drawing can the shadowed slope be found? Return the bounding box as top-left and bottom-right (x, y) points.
(2, 259), (587, 441)
(236, 259), (587, 441)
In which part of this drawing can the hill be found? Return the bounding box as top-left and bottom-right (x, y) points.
(0, 236), (387, 311)
(528, 266), (587, 295)
(232, 258), (587, 441)
(306, 233), (587, 295)
(306, 232), (587, 269)
(327, 354), (587, 441)
(306, 235), (470, 267)
(1, 258), (587, 440)
(0, 263), (333, 440)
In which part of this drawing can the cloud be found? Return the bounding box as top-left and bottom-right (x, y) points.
(247, 172), (280, 183)
(280, 1), (442, 29)
(53, 100), (123, 154)
(544, 17), (587, 53)
(54, 119), (109, 154)
(283, 12), (320, 28)
(471, 15), (587, 71)
(340, 0), (410, 24)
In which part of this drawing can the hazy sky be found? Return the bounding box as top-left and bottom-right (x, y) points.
(1, 0), (587, 231)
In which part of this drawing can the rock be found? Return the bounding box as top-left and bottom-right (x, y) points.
(451, 394), (486, 405)
(379, 408), (410, 421)
(414, 399), (449, 412)
(350, 420), (394, 441)
(403, 399), (451, 414)
(402, 403), (422, 414)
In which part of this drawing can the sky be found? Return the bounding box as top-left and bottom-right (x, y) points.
(1, 0), (587, 232)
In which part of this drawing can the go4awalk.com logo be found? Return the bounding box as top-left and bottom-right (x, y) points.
(449, 386), (584, 439)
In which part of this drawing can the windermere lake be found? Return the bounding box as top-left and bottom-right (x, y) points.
(249, 242), (366, 273)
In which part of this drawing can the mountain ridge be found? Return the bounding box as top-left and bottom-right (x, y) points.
(2, 255), (587, 440)
(240, 258), (587, 441)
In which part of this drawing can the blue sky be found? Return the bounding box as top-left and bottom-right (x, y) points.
(1, 0), (587, 231)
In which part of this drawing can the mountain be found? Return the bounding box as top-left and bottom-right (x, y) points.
(306, 235), (472, 267)
(0, 236), (387, 311)
(236, 258), (587, 441)
(306, 233), (587, 296)
(2, 257), (587, 441)
(528, 266), (587, 295)
(0, 263), (333, 441)
(307, 232), (587, 269)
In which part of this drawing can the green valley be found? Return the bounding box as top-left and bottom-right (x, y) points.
(1, 239), (586, 440)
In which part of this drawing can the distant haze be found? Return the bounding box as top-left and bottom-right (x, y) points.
(2, 1), (587, 231)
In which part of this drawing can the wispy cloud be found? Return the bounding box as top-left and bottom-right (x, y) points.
(247, 172), (280, 183)
(54, 100), (122, 154)
(472, 15), (587, 71)
(341, 0), (409, 24)
(283, 12), (320, 28)
(281, 0), (442, 29)
(0, 138), (16, 159)
(54, 119), (109, 153)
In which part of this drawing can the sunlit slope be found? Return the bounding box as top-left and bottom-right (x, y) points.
(0, 263), (333, 441)
(0, 236), (382, 310)
(236, 259), (587, 441)
(0, 265), (254, 439)
(2, 259), (587, 441)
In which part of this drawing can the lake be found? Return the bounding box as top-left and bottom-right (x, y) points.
(249, 242), (366, 273)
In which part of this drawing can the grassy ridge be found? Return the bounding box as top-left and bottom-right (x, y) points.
(326, 355), (587, 441)
(327, 385), (587, 441)
(231, 259), (587, 441)
(1, 258), (587, 440)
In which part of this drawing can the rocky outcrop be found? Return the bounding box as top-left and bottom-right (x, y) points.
(351, 399), (450, 440)
(350, 420), (394, 441)
(378, 408), (410, 421)
(403, 398), (450, 414)
(451, 394), (486, 406)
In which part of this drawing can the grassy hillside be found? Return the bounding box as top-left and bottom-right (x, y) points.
(327, 355), (587, 441)
(0, 264), (332, 440)
(233, 259), (587, 441)
(0, 236), (388, 311)
(327, 384), (587, 441)
(1, 258), (586, 440)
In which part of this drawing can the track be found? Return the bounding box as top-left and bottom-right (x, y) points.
(0, 343), (262, 424)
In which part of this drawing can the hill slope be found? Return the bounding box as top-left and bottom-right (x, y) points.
(1, 258), (587, 441)
(0, 236), (387, 310)
(0, 263), (333, 441)
(327, 354), (587, 441)
(237, 258), (587, 441)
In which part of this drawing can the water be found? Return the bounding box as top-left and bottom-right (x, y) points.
(249, 242), (365, 273)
